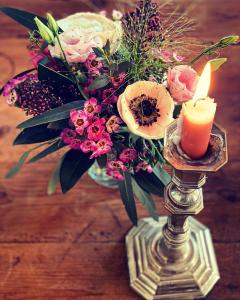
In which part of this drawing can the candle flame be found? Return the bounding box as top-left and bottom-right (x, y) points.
(193, 62), (211, 102)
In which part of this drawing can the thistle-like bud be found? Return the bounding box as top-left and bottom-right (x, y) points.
(46, 13), (59, 35)
(219, 35), (239, 47)
(34, 17), (55, 45)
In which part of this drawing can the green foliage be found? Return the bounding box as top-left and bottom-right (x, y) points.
(14, 124), (60, 145)
(88, 75), (110, 91)
(132, 178), (158, 221)
(48, 154), (65, 195)
(28, 140), (66, 163)
(0, 7), (47, 31)
(209, 58), (227, 72)
(38, 63), (74, 85)
(60, 150), (95, 193)
(173, 105), (182, 118)
(119, 172), (138, 225)
(17, 100), (84, 129)
(5, 151), (30, 179)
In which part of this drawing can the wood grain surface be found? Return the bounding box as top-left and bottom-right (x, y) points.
(0, 0), (239, 299)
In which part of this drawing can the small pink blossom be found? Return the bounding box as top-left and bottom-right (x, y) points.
(102, 88), (118, 104)
(107, 160), (127, 172)
(111, 72), (126, 88)
(61, 128), (77, 144)
(90, 138), (113, 159)
(87, 117), (106, 141)
(167, 65), (199, 103)
(157, 49), (173, 62)
(119, 148), (137, 163)
(172, 51), (184, 62)
(80, 140), (96, 153)
(107, 169), (124, 181)
(106, 115), (122, 133)
(85, 53), (103, 76)
(70, 139), (82, 150)
(84, 97), (101, 117)
(135, 162), (153, 173)
(70, 110), (89, 135)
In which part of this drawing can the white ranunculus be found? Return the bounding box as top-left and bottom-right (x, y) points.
(49, 12), (122, 63)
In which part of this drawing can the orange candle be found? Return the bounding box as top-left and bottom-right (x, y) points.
(180, 62), (217, 159)
(180, 98), (216, 159)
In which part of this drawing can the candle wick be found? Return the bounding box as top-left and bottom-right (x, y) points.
(193, 98), (205, 107)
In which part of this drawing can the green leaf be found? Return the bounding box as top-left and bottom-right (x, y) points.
(96, 154), (107, 169)
(17, 100), (84, 129)
(14, 124), (60, 145)
(92, 47), (104, 58)
(5, 151), (30, 178)
(133, 171), (165, 197)
(119, 172), (138, 225)
(209, 58), (227, 72)
(88, 75), (110, 91)
(117, 61), (132, 73)
(153, 165), (171, 186)
(173, 104), (182, 118)
(132, 178), (158, 221)
(103, 40), (110, 55)
(38, 63), (74, 84)
(48, 154), (65, 195)
(0, 7), (47, 31)
(60, 150), (95, 193)
(28, 140), (66, 163)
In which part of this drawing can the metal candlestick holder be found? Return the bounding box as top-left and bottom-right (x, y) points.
(126, 121), (228, 300)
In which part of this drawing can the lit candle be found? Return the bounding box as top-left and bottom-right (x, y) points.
(180, 62), (217, 159)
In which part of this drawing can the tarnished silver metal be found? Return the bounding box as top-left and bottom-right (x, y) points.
(126, 121), (228, 300)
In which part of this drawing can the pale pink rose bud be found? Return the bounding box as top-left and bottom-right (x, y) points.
(167, 65), (199, 103)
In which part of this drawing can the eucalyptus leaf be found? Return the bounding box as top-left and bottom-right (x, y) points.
(96, 155), (107, 169)
(28, 140), (66, 163)
(5, 151), (30, 179)
(173, 104), (182, 118)
(38, 63), (74, 84)
(132, 178), (158, 221)
(88, 75), (110, 91)
(209, 58), (227, 72)
(60, 150), (94, 193)
(17, 100), (84, 129)
(92, 47), (104, 58)
(14, 124), (60, 145)
(153, 165), (171, 186)
(133, 171), (165, 197)
(119, 172), (138, 225)
(48, 154), (65, 195)
(0, 7), (47, 31)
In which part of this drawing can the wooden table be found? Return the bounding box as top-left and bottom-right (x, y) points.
(0, 0), (239, 299)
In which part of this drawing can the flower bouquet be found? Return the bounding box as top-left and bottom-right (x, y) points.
(0, 1), (238, 225)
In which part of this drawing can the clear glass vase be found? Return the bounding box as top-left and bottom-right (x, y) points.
(88, 161), (119, 189)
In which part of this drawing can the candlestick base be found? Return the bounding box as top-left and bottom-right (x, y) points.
(126, 217), (219, 300)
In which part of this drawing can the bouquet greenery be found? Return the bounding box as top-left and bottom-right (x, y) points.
(0, 1), (238, 225)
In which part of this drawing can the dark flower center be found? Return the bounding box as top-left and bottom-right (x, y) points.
(129, 94), (160, 127)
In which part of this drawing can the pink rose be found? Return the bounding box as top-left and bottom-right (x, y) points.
(49, 29), (104, 63)
(167, 65), (199, 103)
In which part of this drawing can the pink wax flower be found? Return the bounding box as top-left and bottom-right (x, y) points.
(90, 138), (113, 159)
(135, 161), (153, 173)
(61, 128), (77, 144)
(70, 139), (82, 150)
(172, 51), (185, 62)
(106, 160), (127, 181)
(84, 97), (101, 117)
(111, 72), (126, 88)
(107, 160), (127, 172)
(80, 140), (96, 153)
(106, 115), (122, 133)
(87, 117), (106, 141)
(102, 88), (118, 104)
(119, 148), (137, 163)
(85, 53), (103, 76)
(29, 48), (50, 67)
(157, 49), (173, 63)
(70, 110), (89, 135)
(167, 65), (199, 103)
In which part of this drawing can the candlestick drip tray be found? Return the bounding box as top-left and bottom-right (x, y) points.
(164, 121), (228, 172)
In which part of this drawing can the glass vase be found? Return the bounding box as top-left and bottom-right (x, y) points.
(88, 161), (118, 189)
